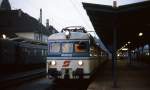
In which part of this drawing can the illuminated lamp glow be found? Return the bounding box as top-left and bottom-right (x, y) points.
(132, 50), (135, 53)
(121, 48), (128, 51)
(138, 32), (143, 37)
(2, 34), (6, 39)
(51, 60), (56, 66)
(78, 60), (83, 66)
(147, 53), (150, 56)
(128, 41), (131, 44)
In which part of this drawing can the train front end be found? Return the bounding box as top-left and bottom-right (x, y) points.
(46, 29), (93, 79)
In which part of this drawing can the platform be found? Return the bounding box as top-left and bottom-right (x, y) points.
(87, 59), (150, 90)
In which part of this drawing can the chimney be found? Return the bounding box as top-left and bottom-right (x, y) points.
(46, 19), (49, 29)
(0, 0), (11, 10)
(113, 1), (117, 8)
(18, 9), (22, 17)
(39, 8), (42, 24)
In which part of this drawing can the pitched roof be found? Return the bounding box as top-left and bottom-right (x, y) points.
(0, 0), (11, 10)
(0, 10), (52, 35)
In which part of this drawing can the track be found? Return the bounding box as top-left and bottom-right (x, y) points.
(52, 60), (108, 90)
(0, 68), (46, 89)
(0, 60), (108, 90)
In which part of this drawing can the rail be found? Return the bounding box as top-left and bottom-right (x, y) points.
(0, 68), (46, 89)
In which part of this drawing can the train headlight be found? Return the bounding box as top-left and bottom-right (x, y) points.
(78, 60), (83, 66)
(51, 60), (56, 66)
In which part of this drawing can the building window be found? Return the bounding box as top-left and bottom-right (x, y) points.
(34, 33), (40, 41)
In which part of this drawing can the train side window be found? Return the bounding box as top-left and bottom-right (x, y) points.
(42, 49), (44, 56)
(24, 48), (28, 53)
(45, 49), (48, 55)
(34, 49), (37, 56)
(37, 49), (39, 55)
(27, 48), (31, 55)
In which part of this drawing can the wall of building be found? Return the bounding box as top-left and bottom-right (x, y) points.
(0, 0), (2, 5)
(16, 32), (34, 40)
(42, 35), (48, 42)
(16, 32), (48, 43)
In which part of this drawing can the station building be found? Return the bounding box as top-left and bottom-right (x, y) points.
(0, 0), (58, 43)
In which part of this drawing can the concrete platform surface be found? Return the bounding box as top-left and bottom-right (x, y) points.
(87, 60), (150, 90)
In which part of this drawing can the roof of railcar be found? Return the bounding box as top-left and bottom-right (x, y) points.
(48, 32), (90, 40)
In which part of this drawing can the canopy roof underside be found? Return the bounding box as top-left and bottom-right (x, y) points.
(83, 1), (150, 52)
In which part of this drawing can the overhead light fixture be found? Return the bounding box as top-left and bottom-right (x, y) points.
(147, 53), (150, 56)
(128, 41), (131, 44)
(121, 48), (128, 51)
(132, 50), (135, 53)
(2, 34), (6, 39)
(138, 32), (143, 37)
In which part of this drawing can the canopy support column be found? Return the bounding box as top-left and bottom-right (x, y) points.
(112, 1), (118, 88)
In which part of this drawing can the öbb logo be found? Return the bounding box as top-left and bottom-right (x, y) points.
(63, 61), (70, 67)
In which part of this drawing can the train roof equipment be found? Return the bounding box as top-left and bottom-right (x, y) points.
(49, 26), (90, 40)
(61, 26), (87, 33)
(48, 31), (90, 40)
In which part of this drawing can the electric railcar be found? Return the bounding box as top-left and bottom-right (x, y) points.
(0, 38), (47, 76)
(46, 26), (108, 79)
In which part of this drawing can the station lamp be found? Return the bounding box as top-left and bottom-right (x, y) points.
(132, 50), (135, 53)
(2, 34), (6, 39)
(121, 48), (128, 51)
(138, 32), (143, 37)
(147, 53), (150, 56)
(128, 41), (131, 44)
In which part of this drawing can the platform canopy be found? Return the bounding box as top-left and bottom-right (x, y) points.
(83, 1), (150, 52)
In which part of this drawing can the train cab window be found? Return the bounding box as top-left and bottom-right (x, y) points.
(49, 43), (60, 53)
(75, 42), (88, 53)
(62, 43), (73, 53)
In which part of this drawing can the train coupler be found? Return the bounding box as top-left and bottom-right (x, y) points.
(73, 68), (83, 79)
